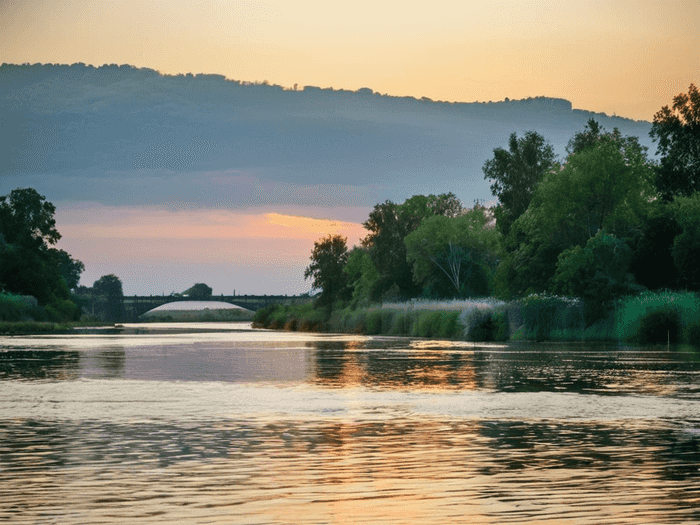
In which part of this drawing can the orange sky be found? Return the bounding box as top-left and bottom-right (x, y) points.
(1, 0), (698, 121)
(54, 204), (367, 295)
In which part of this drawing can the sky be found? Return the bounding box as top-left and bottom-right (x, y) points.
(1, 0), (698, 296)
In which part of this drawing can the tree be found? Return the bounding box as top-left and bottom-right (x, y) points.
(361, 193), (464, 299)
(483, 131), (556, 236)
(93, 274), (124, 322)
(183, 283), (213, 299)
(503, 124), (655, 296)
(49, 248), (85, 291)
(404, 206), (500, 298)
(0, 188), (83, 313)
(671, 192), (700, 290)
(304, 234), (350, 307)
(344, 247), (380, 306)
(650, 84), (700, 200)
(0, 188), (60, 249)
(553, 230), (640, 326)
(629, 203), (681, 290)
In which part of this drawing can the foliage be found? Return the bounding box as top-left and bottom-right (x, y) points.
(0, 188), (61, 249)
(49, 248), (86, 291)
(361, 193), (464, 299)
(650, 84), (700, 200)
(515, 294), (584, 341)
(404, 206), (500, 298)
(0, 188), (83, 318)
(482, 131), (557, 236)
(183, 283), (213, 299)
(553, 230), (640, 326)
(629, 203), (682, 290)
(615, 290), (700, 344)
(344, 247), (380, 306)
(671, 193), (700, 290)
(504, 122), (655, 296)
(304, 234), (351, 307)
(93, 274), (124, 322)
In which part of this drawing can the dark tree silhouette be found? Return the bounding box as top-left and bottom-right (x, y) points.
(650, 84), (700, 200)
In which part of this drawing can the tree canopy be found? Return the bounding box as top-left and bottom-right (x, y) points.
(0, 188), (83, 314)
(404, 206), (500, 298)
(304, 234), (351, 307)
(184, 283), (213, 299)
(504, 123), (655, 295)
(482, 131), (556, 236)
(650, 83), (700, 200)
(361, 193), (464, 299)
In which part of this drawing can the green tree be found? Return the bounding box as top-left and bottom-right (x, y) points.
(404, 206), (500, 298)
(483, 131), (556, 236)
(553, 230), (639, 326)
(650, 84), (700, 200)
(93, 274), (124, 322)
(361, 193), (464, 299)
(183, 283), (213, 299)
(49, 248), (85, 291)
(304, 234), (351, 307)
(504, 124), (655, 296)
(671, 193), (700, 290)
(629, 203), (681, 290)
(0, 188), (82, 315)
(344, 247), (380, 306)
(0, 188), (61, 249)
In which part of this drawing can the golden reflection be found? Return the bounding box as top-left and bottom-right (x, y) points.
(312, 341), (480, 391)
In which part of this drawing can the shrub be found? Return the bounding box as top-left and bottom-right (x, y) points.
(634, 307), (679, 344)
(615, 291), (700, 343)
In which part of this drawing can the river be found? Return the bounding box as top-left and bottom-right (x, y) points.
(1, 322), (699, 524)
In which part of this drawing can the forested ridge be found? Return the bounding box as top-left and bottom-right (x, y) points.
(1, 63), (652, 209)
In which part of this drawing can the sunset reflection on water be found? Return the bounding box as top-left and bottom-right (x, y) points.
(1, 326), (699, 523)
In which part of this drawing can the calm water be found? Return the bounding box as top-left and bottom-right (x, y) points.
(1, 322), (699, 524)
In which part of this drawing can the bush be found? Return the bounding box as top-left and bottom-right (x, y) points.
(461, 309), (505, 341)
(634, 307), (679, 344)
(615, 291), (700, 343)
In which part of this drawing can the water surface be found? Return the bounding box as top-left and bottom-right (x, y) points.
(1, 322), (699, 523)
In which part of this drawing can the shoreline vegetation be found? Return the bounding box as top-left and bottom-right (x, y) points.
(252, 291), (700, 346)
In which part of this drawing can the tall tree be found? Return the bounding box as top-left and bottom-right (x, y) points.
(650, 84), (700, 200)
(0, 188), (82, 311)
(504, 125), (655, 296)
(361, 193), (464, 299)
(404, 206), (500, 298)
(483, 131), (556, 236)
(304, 234), (351, 307)
(93, 274), (124, 322)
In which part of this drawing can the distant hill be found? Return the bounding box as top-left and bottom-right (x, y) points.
(0, 63), (654, 210)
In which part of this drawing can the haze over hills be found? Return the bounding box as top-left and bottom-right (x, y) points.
(1, 63), (654, 216)
(0, 63), (657, 295)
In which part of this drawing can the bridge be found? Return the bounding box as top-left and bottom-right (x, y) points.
(115, 294), (311, 322)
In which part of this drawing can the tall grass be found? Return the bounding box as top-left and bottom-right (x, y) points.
(252, 291), (700, 345)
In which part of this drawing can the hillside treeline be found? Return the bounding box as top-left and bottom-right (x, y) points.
(1, 63), (652, 209)
(303, 84), (700, 329)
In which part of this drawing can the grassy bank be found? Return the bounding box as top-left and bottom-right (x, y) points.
(253, 291), (700, 345)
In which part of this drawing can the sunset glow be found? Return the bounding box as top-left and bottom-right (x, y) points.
(2, 0), (697, 295)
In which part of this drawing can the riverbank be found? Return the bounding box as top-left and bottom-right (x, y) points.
(0, 320), (114, 335)
(253, 291), (700, 345)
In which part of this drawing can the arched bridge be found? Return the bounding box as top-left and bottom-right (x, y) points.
(121, 294), (310, 321)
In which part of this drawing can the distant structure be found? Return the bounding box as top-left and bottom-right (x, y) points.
(140, 301), (254, 321)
